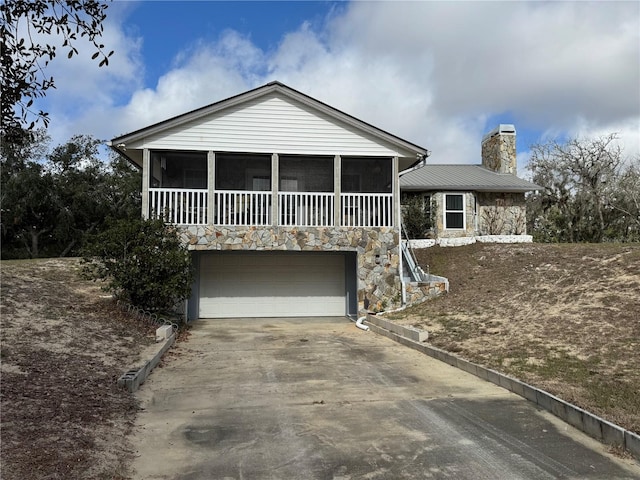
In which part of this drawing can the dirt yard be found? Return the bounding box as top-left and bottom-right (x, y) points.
(0, 258), (156, 479)
(1, 246), (638, 476)
(387, 243), (640, 435)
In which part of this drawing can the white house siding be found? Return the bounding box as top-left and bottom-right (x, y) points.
(128, 93), (405, 157)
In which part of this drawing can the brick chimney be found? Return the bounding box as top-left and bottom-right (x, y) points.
(481, 124), (516, 175)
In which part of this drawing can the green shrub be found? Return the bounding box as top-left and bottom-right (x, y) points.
(401, 193), (434, 239)
(82, 218), (193, 312)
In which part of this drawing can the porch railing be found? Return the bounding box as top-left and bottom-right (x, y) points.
(341, 193), (394, 227)
(278, 192), (334, 227)
(214, 190), (272, 226)
(149, 189), (394, 227)
(149, 188), (207, 225)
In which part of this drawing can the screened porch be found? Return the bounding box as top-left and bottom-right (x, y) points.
(147, 151), (396, 227)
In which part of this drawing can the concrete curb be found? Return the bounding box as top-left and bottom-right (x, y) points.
(367, 315), (428, 342)
(366, 314), (640, 461)
(118, 333), (176, 393)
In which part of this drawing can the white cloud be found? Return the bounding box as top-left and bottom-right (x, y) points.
(37, 1), (639, 166)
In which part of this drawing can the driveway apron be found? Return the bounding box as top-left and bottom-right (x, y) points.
(130, 317), (640, 479)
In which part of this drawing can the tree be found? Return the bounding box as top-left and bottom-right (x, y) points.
(0, 128), (54, 257)
(608, 162), (640, 241)
(527, 134), (638, 242)
(1, 133), (142, 258)
(401, 193), (434, 239)
(82, 218), (194, 313)
(0, 0), (113, 143)
(1, 160), (58, 257)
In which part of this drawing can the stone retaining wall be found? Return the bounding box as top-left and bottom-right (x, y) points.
(409, 235), (533, 249)
(404, 274), (449, 306)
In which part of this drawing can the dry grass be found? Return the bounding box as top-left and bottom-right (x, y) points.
(1, 258), (156, 480)
(387, 243), (640, 434)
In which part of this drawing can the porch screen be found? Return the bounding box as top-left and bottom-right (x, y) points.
(216, 153), (271, 190)
(150, 151), (207, 189)
(279, 155), (333, 192)
(341, 157), (392, 193)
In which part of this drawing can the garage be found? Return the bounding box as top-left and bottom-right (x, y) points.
(198, 252), (349, 318)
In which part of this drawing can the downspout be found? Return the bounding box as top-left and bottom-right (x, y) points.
(393, 155), (408, 310)
(356, 316), (370, 331)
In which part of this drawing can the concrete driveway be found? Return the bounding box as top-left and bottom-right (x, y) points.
(131, 317), (640, 479)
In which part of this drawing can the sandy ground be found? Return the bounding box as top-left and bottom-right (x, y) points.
(1, 258), (155, 480)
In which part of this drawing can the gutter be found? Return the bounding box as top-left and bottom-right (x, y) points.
(105, 140), (141, 170)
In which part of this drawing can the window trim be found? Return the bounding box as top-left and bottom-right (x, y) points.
(443, 193), (465, 230)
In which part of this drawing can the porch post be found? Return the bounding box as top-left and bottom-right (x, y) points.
(207, 151), (215, 225)
(271, 153), (279, 226)
(334, 155), (341, 226)
(392, 156), (399, 228)
(142, 149), (150, 220)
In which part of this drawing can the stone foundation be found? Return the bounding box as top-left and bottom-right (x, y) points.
(177, 225), (402, 313)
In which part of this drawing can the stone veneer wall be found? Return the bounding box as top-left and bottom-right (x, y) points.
(422, 191), (527, 238)
(481, 129), (516, 174)
(404, 277), (448, 306)
(177, 225), (402, 313)
(476, 192), (527, 235)
(431, 191), (477, 238)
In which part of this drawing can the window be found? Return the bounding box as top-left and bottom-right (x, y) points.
(444, 194), (465, 229)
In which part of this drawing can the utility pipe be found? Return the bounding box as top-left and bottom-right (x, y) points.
(356, 316), (370, 331)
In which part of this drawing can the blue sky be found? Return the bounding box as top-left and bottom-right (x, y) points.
(124, 2), (339, 91)
(34, 1), (640, 171)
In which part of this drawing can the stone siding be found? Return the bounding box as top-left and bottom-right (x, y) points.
(404, 278), (448, 306)
(419, 191), (527, 238)
(178, 225), (402, 313)
(431, 191), (477, 238)
(481, 128), (517, 174)
(477, 192), (527, 235)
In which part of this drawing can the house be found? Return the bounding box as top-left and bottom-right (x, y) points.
(399, 125), (541, 242)
(109, 81), (433, 320)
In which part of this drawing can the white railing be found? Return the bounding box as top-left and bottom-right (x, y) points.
(214, 190), (272, 226)
(341, 193), (394, 227)
(150, 189), (393, 228)
(278, 192), (334, 227)
(149, 188), (207, 225)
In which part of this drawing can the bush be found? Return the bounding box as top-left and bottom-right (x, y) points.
(82, 218), (193, 312)
(401, 194), (434, 239)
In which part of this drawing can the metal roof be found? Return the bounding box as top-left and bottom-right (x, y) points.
(399, 164), (541, 192)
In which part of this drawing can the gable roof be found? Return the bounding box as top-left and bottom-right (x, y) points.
(399, 164), (541, 193)
(109, 81), (428, 166)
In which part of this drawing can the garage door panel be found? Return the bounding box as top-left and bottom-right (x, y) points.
(199, 253), (345, 318)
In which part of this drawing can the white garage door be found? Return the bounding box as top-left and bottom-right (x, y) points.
(199, 253), (346, 318)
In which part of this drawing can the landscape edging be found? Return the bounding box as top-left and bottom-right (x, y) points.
(117, 333), (176, 393)
(365, 314), (640, 461)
